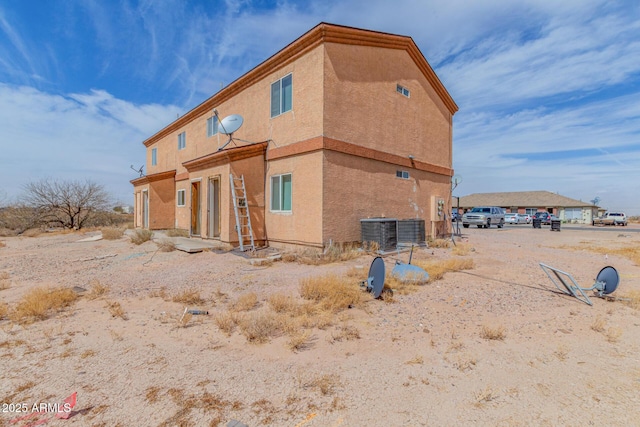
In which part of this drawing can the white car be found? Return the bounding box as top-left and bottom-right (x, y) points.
(505, 213), (527, 224)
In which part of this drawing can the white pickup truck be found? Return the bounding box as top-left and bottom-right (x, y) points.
(592, 212), (627, 226)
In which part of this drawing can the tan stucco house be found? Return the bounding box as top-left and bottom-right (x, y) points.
(456, 191), (599, 224)
(131, 23), (458, 249)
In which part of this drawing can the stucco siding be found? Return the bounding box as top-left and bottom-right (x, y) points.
(323, 43), (452, 168)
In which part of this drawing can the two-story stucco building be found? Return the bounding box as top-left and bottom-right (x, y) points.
(131, 23), (458, 249)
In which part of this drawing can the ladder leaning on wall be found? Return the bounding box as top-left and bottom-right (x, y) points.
(230, 174), (255, 251)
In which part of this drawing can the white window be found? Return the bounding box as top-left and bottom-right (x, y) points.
(396, 170), (409, 179)
(270, 174), (292, 212)
(396, 84), (410, 97)
(178, 132), (186, 150)
(207, 116), (218, 137)
(177, 189), (186, 207)
(151, 148), (157, 166)
(271, 74), (292, 118)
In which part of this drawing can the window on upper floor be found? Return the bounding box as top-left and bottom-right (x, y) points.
(271, 74), (292, 118)
(396, 84), (410, 98)
(178, 132), (186, 150)
(151, 148), (157, 166)
(207, 116), (218, 137)
(270, 173), (292, 212)
(396, 170), (409, 179)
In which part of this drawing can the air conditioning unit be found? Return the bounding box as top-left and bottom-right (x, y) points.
(360, 218), (398, 251)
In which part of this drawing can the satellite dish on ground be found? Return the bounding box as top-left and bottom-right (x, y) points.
(219, 114), (244, 135)
(361, 257), (386, 298)
(539, 263), (620, 306)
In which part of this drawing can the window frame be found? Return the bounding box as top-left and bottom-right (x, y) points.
(177, 189), (186, 207)
(396, 170), (409, 179)
(207, 116), (218, 137)
(178, 131), (186, 150)
(270, 173), (292, 213)
(151, 148), (157, 166)
(396, 84), (410, 98)
(270, 73), (293, 118)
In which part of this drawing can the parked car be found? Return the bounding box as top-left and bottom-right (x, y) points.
(593, 212), (627, 226)
(505, 213), (527, 224)
(523, 214), (532, 224)
(462, 206), (505, 229)
(451, 211), (460, 222)
(533, 212), (554, 225)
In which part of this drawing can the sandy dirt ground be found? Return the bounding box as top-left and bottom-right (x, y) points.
(1, 224), (640, 427)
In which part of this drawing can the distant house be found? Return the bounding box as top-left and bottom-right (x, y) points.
(455, 191), (598, 224)
(131, 23), (458, 249)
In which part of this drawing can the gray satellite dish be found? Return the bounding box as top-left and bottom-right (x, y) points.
(596, 266), (619, 295)
(361, 257), (386, 298)
(539, 263), (620, 306)
(219, 114), (243, 135)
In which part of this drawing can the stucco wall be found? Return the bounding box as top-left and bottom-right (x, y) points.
(322, 150), (451, 242)
(323, 43), (452, 169)
(148, 178), (175, 230)
(265, 151), (323, 247)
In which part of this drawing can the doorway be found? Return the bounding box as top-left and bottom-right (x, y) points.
(142, 190), (149, 228)
(208, 177), (221, 238)
(191, 181), (201, 236)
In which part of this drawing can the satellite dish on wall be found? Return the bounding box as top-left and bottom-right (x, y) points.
(219, 114), (244, 135)
(216, 113), (244, 151)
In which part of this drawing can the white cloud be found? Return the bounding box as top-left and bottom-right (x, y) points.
(0, 84), (181, 204)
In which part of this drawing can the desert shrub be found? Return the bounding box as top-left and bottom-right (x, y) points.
(166, 228), (189, 237)
(413, 258), (474, 283)
(131, 229), (153, 245)
(293, 242), (361, 265)
(171, 288), (206, 305)
(0, 205), (41, 234)
(10, 287), (78, 324)
(106, 301), (127, 320)
(480, 325), (506, 341)
(156, 239), (176, 252)
(214, 311), (239, 336)
(230, 293), (259, 311)
(429, 238), (452, 249)
(101, 227), (125, 240)
(300, 274), (363, 312)
(0, 271), (9, 290)
(238, 311), (282, 343)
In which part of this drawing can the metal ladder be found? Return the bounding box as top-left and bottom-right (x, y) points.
(230, 174), (255, 251)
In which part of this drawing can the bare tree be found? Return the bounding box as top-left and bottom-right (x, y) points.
(22, 179), (111, 230)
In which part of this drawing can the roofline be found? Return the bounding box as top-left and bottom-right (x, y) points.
(130, 169), (176, 186)
(143, 22), (457, 148)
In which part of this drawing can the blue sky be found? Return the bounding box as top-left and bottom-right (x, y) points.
(1, 0), (639, 214)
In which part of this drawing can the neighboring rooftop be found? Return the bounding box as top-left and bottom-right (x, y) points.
(457, 191), (597, 208)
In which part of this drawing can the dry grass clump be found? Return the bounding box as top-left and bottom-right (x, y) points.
(267, 293), (299, 313)
(329, 324), (360, 343)
(480, 325), (506, 341)
(451, 243), (473, 256)
(214, 311), (239, 336)
(230, 292), (258, 311)
(131, 229), (153, 245)
(619, 290), (640, 310)
(590, 316), (606, 332)
(413, 258), (474, 283)
(0, 302), (8, 320)
(237, 311), (283, 343)
(86, 280), (109, 300)
(559, 242), (640, 266)
(0, 240), (5, 248)
(156, 239), (176, 252)
(0, 271), (10, 290)
(362, 240), (380, 253)
(300, 274), (363, 312)
(474, 386), (498, 406)
(10, 287), (78, 324)
(287, 330), (313, 352)
(22, 228), (42, 237)
(165, 228), (189, 237)
(429, 238), (452, 248)
(106, 301), (127, 320)
(101, 227), (125, 240)
(171, 288), (206, 305)
(293, 243), (361, 265)
(299, 373), (341, 396)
